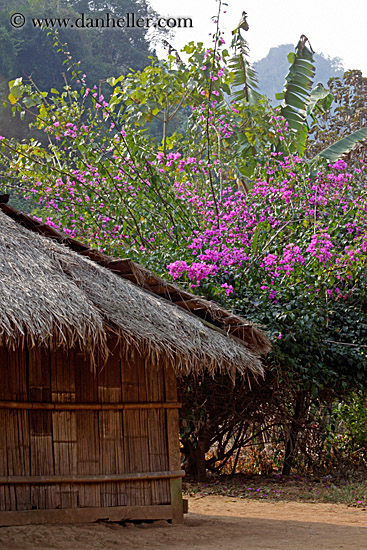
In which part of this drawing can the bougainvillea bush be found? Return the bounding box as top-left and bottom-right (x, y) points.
(168, 152), (367, 385)
(1, 28), (367, 474)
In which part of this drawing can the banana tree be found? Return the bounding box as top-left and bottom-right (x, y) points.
(276, 35), (332, 155)
(229, 11), (261, 105)
(222, 12), (272, 182)
(278, 37), (367, 161)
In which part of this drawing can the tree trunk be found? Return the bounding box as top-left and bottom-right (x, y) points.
(282, 391), (308, 476)
(196, 437), (207, 481)
(282, 425), (298, 476)
(181, 431), (209, 480)
(162, 95), (169, 156)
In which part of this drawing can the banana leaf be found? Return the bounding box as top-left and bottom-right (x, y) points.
(278, 36), (315, 155)
(307, 83), (333, 116)
(316, 126), (367, 162)
(229, 26), (261, 105)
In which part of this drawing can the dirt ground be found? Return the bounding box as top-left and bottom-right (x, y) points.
(0, 496), (366, 550)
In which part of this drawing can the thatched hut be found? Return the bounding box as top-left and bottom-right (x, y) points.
(0, 201), (269, 526)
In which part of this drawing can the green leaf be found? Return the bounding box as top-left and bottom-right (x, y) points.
(8, 93), (18, 105)
(315, 126), (367, 163)
(307, 83), (333, 116)
(8, 77), (22, 89)
(284, 91), (309, 111)
(287, 52), (296, 64)
(23, 97), (37, 108)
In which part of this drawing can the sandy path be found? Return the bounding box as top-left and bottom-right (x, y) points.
(0, 496), (366, 550)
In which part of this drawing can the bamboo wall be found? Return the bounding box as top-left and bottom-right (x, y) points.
(0, 337), (184, 524)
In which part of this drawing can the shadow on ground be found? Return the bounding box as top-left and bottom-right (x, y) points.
(0, 497), (366, 550)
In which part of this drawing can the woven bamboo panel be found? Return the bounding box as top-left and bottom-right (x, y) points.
(0, 339), (179, 517)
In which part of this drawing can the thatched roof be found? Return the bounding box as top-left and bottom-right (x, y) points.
(0, 202), (270, 378)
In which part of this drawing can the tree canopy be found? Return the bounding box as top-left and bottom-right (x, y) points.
(0, 0), (158, 139)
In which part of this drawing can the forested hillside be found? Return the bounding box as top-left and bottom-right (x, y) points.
(0, 0), (158, 138)
(254, 43), (344, 103)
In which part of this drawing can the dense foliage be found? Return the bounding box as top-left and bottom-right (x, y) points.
(308, 70), (367, 169)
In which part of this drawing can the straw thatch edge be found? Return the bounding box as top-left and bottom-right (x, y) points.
(0, 202), (270, 379)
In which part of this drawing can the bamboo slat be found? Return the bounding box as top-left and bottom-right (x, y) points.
(0, 471), (185, 484)
(15, 410), (31, 510)
(28, 346), (51, 403)
(0, 345), (27, 401)
(0, 401), (182, 411)
(135, 357), (151, 506)
(148, 408), (169, 504)
(76, 411), (100, 508)
(53, 411), (77, 473)
(99, 408), (124, 506)
(75, 350), (99, 508)
(164, 364), (184, 523)
(98, 341), (124, 507)
(0, 401), (181, 410)
(51, 348), (77, 508)
(28, 347), (58, 510)
(0, 346), (31, 510)
(0, 504), (173, 526)
(0, 411), (7, 510)
(75, 349), (98, 403)
(51, 348), (75, 403)
(98, 336), (122, 404)
(121, 352), (143, 506)
(4, 410), (17, 510)
(138, 409), (151, 506)
(0, 353), (7, 510)
(146, 363), (169, 504)
(121, 351), (140, 404)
